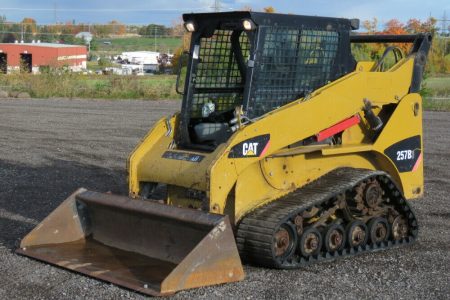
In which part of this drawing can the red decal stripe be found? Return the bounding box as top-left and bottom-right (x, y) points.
(259, 140), (270, 157)
(316, 115), (361, 142)
(412, 152), (423, 172)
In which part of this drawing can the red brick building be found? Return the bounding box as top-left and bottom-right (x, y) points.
(0, 42), (87, 74)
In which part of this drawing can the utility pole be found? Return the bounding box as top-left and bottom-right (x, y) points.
(154, 26), (157, 52)
(0, 16), (4, 35)
(443, 11), (448, 56)
(53, 2), (57, 24)
(212, 0), (221, 12)
(443, 11), (448, 36)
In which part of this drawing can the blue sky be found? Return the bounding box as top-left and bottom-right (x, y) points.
(0, 0), (449, 26)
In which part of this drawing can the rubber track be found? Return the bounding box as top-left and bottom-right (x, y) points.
(236, 168), (418, 269)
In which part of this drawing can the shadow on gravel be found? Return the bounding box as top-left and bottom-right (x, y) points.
(0, 159), (127, 251)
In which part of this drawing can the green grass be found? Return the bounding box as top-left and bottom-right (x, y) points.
(422, 75), (450, 111)
(94, 36), (182, 55)
(86, 60), (120, 71)
(423, 98), (450, 111)
(0, 73), (179, 100)
(0, 71), (448, 112)
(424, 76), (450, 96)
(86, 61), (100, 71)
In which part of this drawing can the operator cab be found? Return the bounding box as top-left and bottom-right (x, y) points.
(176, 12), (358, 151)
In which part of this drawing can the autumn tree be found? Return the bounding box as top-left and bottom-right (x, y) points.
(171, 29), (192, 74)
(61, 21), (75, 35)
(384, 19), (407, 35)
(109, 20), (126, 35)
(263, 6), (275, 13)
(22, 17), (37, 34)
(420, 17), (438, 35)
(355, 17), (446, 74)
(405, 18), (421, 33)
(93, 24), (112, 37)
(354, 18), (383, 60)
(170, 18), (185, 37)
(383, 19), (409, 52)
(362, 18), (378, 33)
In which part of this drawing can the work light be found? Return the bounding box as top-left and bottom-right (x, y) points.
(242, 19), (255, 31)
(184, 21), (196, 32)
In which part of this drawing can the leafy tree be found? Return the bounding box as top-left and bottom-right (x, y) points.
(362, 18), (378, 33)
(171, 18), (185, 37)
(355, 17), (446, 75)
(383, 19), (410, 53)
(109, 20), (126, 35)
(2, 33), (17, 43)
(89, 38), (99, 51)
(22, 17), (37, 34)
(384, 19), (407, 35)
(428, 38), (450, 74)
(0, 15), (6, 40)
(59, 35), (85, 45)
(421, 17), (438, 36)
(139, 24), (169, 37)
(36, 33), (54, 43)
(405, 18), (422, 33)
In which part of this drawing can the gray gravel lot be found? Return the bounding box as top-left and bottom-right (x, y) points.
(0, 98), (449, 299)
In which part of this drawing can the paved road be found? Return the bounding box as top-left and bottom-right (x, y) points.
(0, 99), (449, 299)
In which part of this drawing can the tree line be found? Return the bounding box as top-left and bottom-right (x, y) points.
(0, 15), (181, 44)
(353, 17), (450, 74)
(0, 13), (448, 74)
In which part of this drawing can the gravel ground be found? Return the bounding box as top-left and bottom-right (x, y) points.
(0, 98), (449, 300)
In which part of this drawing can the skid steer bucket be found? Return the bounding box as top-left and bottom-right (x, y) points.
(16, 189), (244, 296)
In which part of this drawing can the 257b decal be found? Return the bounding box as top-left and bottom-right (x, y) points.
(384, 136), (421, 172)
(396, 150), (415, 161)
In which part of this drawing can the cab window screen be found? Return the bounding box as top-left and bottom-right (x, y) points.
(248, 27), (339, 118)
(190, 30), (250, 118)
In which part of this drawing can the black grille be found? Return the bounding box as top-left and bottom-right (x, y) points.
(248, 27), (339, 118)
(190, 30), (250, 118)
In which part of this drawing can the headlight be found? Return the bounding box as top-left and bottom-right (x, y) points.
(184, 21), (196, 32)
(242, 19), (255, 31)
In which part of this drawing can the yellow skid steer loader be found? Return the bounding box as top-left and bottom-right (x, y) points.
(17, 12), (431, 296)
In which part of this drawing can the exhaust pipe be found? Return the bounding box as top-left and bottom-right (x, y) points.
(16, 189), (244, 296)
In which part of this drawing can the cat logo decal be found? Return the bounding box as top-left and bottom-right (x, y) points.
(229, 134), (270, 158)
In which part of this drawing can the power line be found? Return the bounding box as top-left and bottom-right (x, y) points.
(440, 11), (448, 35)
(0, 21), (175, 27)
(0, 7), (208, 12)
(0, 30), (183, 38)
(212, 0), (221, 12)
(0, 19), (188, 26)
(53, 2), (57, 24)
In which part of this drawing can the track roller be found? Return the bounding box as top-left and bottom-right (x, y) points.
(236, 168), (418, 269)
